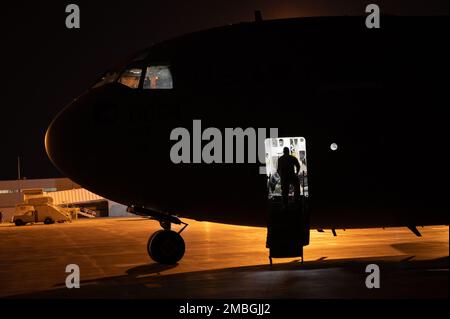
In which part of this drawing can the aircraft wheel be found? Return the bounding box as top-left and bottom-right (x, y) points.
(14, 219), (25, 226)
(147, 230), (185, 264)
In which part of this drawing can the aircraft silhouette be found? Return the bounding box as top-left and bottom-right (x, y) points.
(46, 15), (448, 263)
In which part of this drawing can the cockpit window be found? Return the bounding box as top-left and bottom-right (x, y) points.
(118, 68), (142, 89)
(92, 71), (120, 89)
(143, 66), (173, 89)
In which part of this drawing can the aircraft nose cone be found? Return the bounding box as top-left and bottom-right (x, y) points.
(45, 94), (93, 183)
(45, 85), (155, 205)
(45, 85), (126, 186)
(45, 84), (182, 210)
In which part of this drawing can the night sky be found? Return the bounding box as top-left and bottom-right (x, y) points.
(0, 0), (448, 180)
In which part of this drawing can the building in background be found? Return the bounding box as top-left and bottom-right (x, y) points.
(0, 178), (130, 222)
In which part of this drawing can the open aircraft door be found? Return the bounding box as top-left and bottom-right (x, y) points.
(264, 137), (310, 265)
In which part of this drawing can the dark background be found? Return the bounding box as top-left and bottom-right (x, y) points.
(0, 0), (448, 180)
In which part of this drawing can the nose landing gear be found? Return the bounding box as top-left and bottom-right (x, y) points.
(127, 206), (188, 264)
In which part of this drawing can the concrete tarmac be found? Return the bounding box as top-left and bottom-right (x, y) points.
(0, 218), (447, 298)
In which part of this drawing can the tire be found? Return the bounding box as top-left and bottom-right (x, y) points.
(14, 219), (25, 226)
(147, 230), (185, 264)
(43, 217), (54, 225)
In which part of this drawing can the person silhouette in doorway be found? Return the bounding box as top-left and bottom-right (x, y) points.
(277, 147), (301, 207)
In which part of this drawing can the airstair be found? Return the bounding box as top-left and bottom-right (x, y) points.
(76, 208), (96, 218)
(266, 172), (310, 265)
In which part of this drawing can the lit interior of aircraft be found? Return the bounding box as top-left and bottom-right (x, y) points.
(265, 137), (308, 198)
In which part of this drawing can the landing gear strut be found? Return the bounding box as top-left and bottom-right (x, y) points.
(127, 206), (188, 264)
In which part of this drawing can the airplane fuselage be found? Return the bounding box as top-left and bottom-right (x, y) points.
(46, 16), (449, 229)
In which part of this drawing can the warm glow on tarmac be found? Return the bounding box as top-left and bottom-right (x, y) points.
(0, 218), (448, 298)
